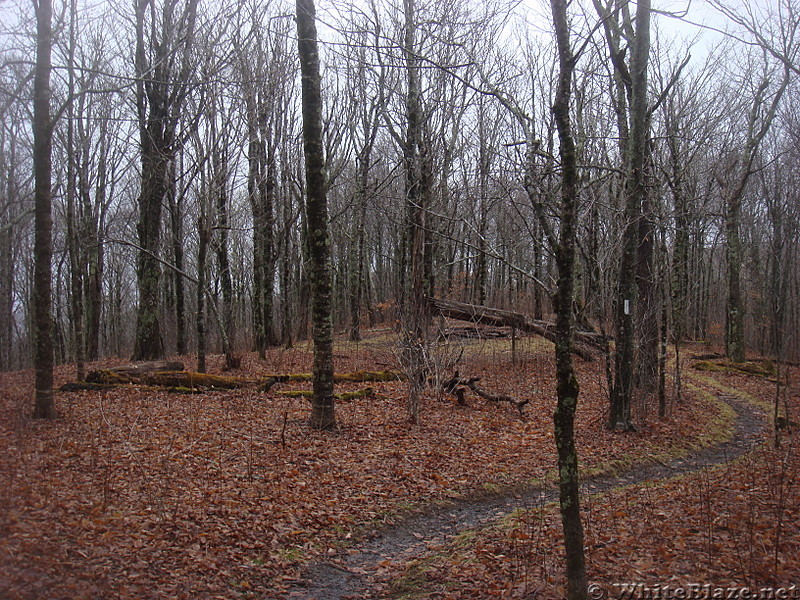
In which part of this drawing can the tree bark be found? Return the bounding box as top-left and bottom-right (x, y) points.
(32, 0), (56, 418)
(401, 0), (430, 425)
(550, 0), (588, 596)
(132, 0), (166, 361)
(297, 0), (336, 431)
(84, 140), (105, 361)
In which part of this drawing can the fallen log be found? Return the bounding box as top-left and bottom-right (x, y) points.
(70, 368), (406, 393)
(427, 297), (601, 360)
(444, 326), (508, 339)
(85, 361), (185, 382)
(87, 369), (251, 389)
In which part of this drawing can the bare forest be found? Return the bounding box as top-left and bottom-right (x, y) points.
(1, 0), (799, 598)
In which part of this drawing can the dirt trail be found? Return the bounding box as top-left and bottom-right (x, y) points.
(286, 393), (766, 600)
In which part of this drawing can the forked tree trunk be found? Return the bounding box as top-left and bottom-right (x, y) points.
(297, 0), (336, 431)
(33, 0), (55, 418)
(132, 0), (199, 361)
(610, 0), (651, 431)
(720, 65), (789, 362)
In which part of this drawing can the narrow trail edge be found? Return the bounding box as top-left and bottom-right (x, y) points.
(287, 392), (766, 600)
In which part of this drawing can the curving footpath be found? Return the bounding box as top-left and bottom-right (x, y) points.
(287, 391), (766, 600)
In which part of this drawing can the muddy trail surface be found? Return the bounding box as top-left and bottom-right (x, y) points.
(286, 393), (766, 600)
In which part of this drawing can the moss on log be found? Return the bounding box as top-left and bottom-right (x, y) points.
(86, 369), (249, 389)
(67, 368), (405, 393)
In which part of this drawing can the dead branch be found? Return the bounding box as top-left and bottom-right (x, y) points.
(441, 372), (529, 415)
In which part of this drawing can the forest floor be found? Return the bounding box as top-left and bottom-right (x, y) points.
(0, 327), (798, 600)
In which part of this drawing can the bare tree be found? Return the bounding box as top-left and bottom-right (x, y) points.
(550, 0), (588, 596)
(719, 60), (788, 362)
(297, 0), (336, 430)
(32, 0), (55, 418)
(132, 0), (200, 360)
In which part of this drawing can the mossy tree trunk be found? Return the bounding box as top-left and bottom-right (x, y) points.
(296, 0), (336, 431)
(550, 0), (587, 596)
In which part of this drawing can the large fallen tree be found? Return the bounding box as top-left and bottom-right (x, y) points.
(427, 297), (603, 360)
(62, 364), (406, 393)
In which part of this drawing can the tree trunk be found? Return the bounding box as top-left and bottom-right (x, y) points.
(196, 211), (210, 374)
(65, 0), (85, 381)
(720, 66), (789, 362)
(132, 0), (165, 361)
(0, 140), (14, 371)
(166, 157), (186, 356)
(725, 193), (745, 362)
(133, 126), (167, 361)
(636, 144), (658, 395)
(610, 0), (651, 431)
(297, 0), (336, 431)
(349, 187), (367, 342)
(401, 0), (430, 425)
(249, 99), (277, 357)
(281, 209), (294, 348)
(214, 148), (234, 359)
(84, 140), (105, 361)
(550, 0), (588, 596)
(428, 297), (602, 359)
(32, 0), (56, 418)
(248, 101), (267, 358)
(262, 142), (277, 347)
(132, 0), (199, 361)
